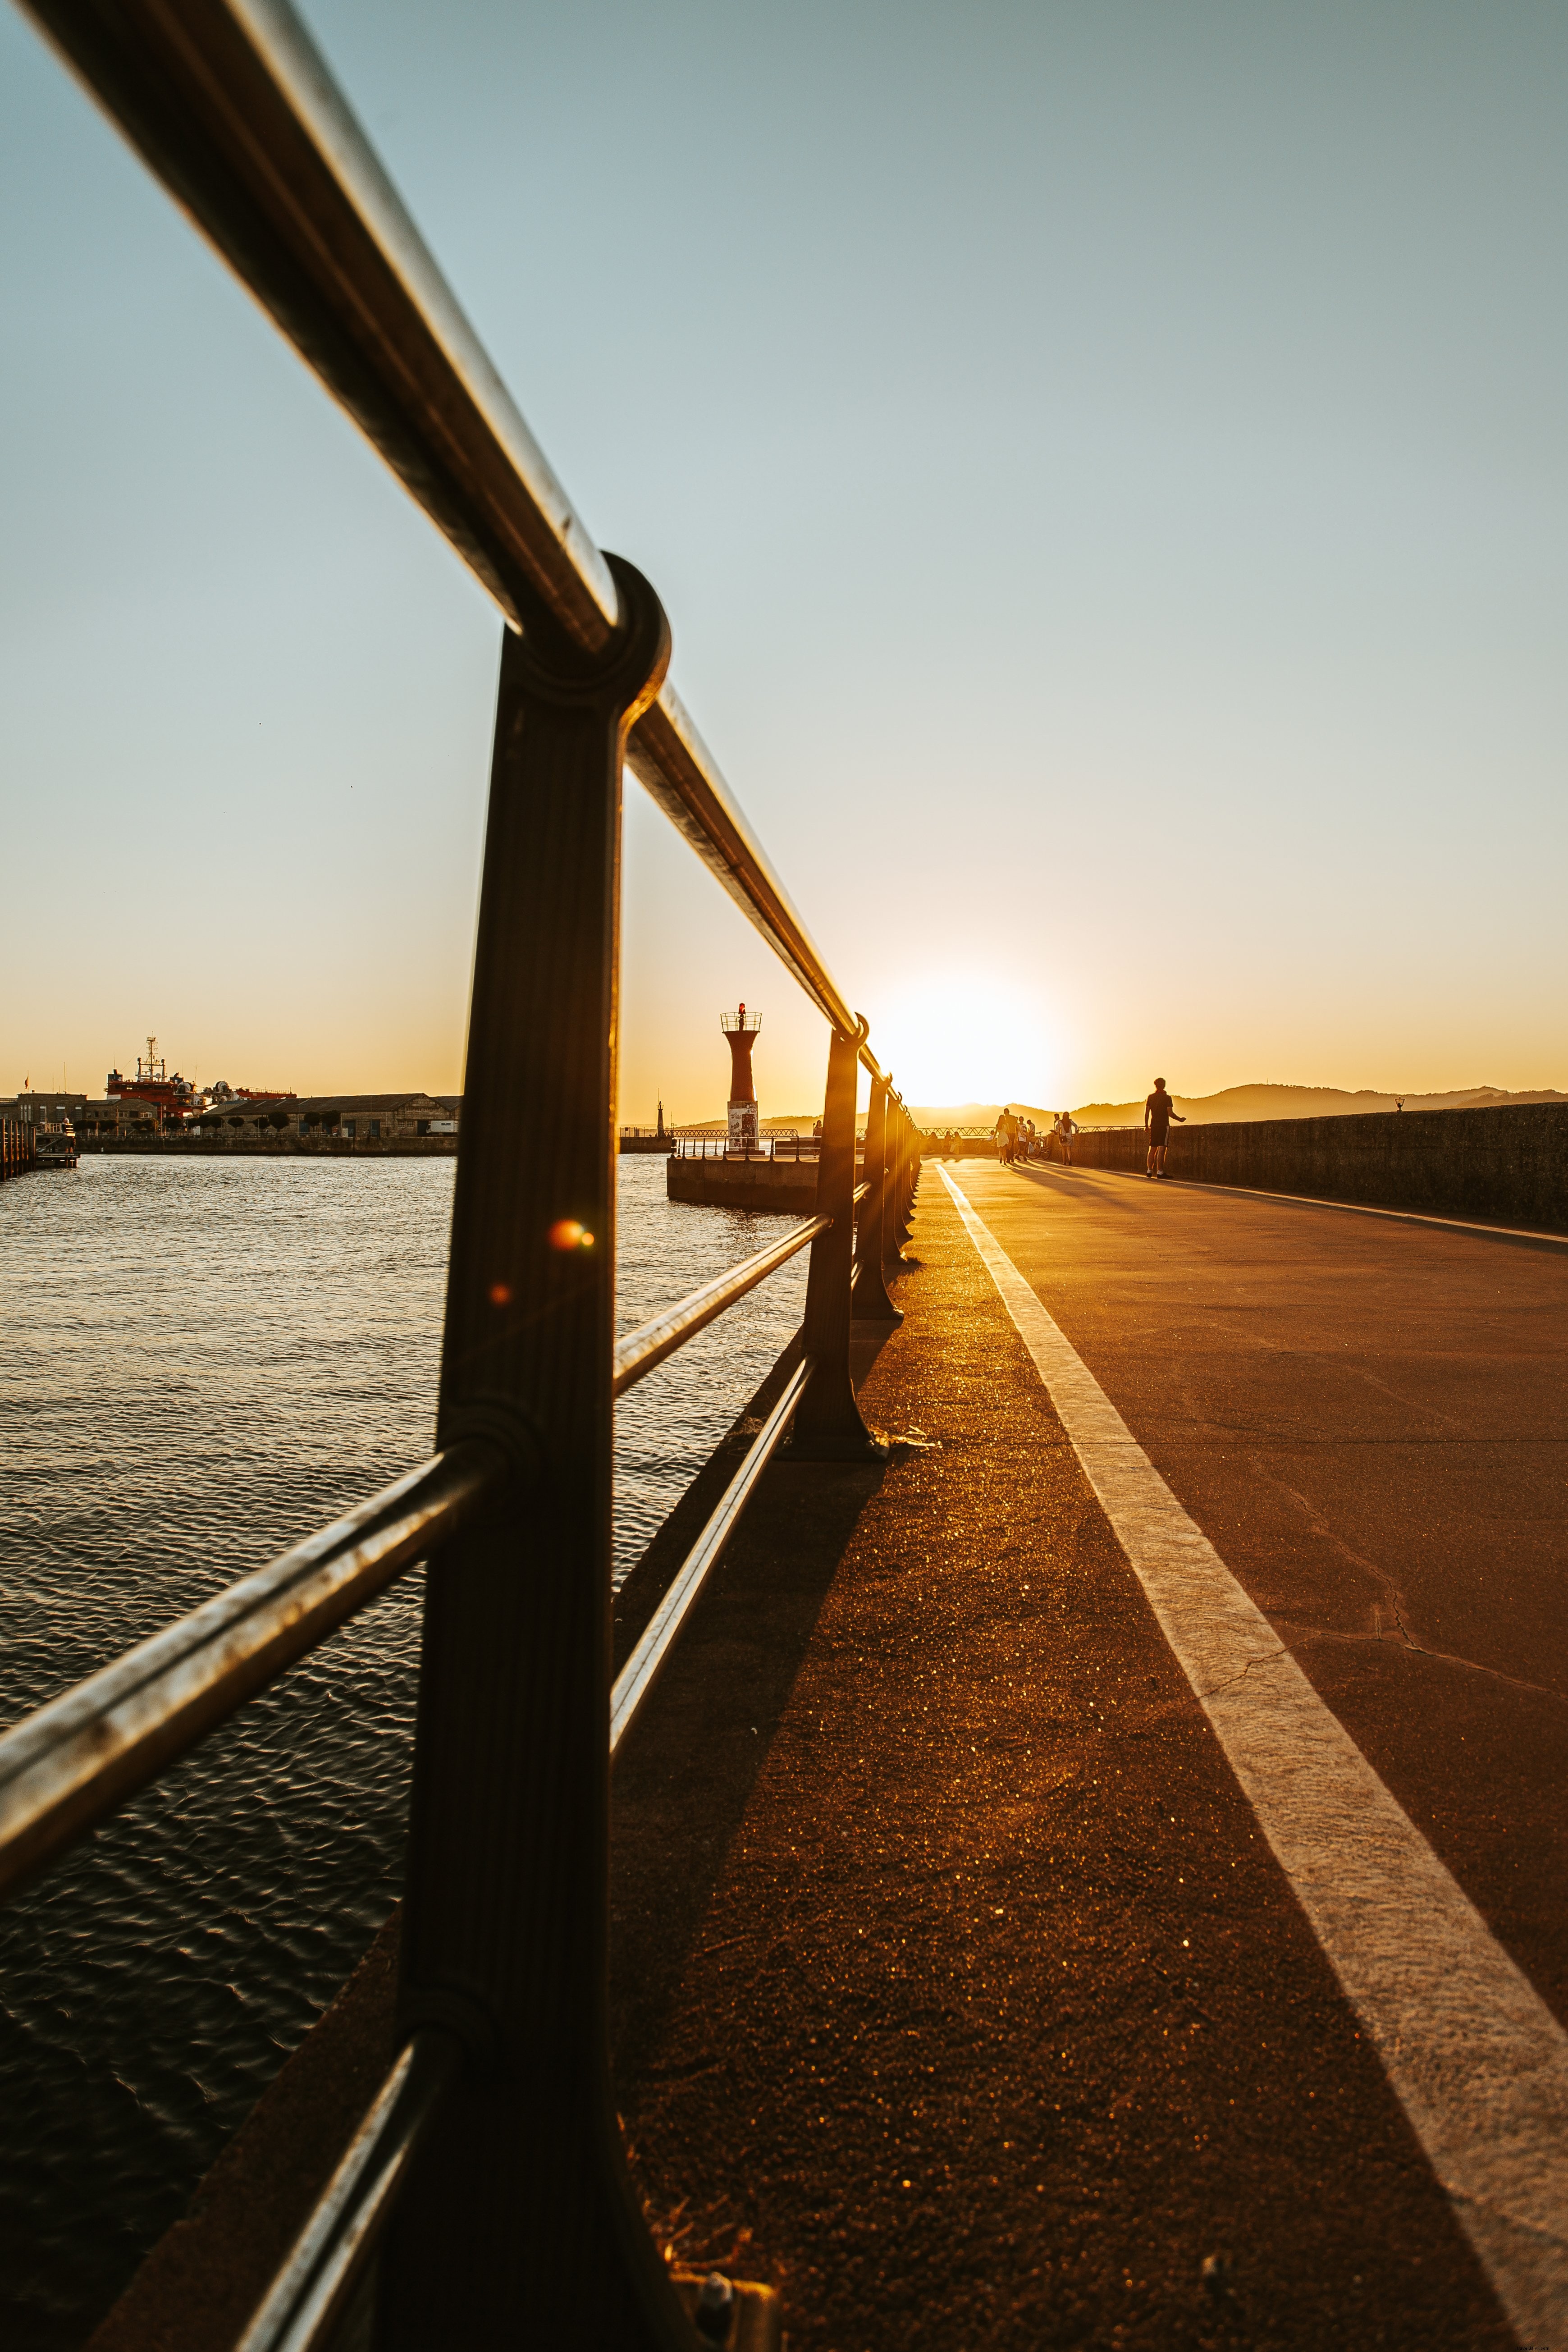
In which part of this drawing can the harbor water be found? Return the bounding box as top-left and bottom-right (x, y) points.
(0, 1153), (807, 2349)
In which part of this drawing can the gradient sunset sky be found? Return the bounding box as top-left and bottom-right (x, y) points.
(3, 0), (1564, 1121)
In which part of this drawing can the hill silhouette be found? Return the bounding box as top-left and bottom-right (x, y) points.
(1070, 1082), (1567, 1127)
(910, 1084), (1566, 1131)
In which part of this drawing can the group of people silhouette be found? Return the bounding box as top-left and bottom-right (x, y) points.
(992, 1106), (1081, 1165)
(930, 1080), (1185, 1176)
(985, 1079), (1185, 1178)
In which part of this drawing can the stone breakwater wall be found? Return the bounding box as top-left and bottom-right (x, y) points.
(1072, 1103), (1568, 1232)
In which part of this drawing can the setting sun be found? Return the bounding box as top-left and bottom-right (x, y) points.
(870, 970), (1061, 1109)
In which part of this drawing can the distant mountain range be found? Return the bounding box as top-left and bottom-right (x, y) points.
(910, 1084), (1566, 1131)
(1071, 1082), (1567, 1127)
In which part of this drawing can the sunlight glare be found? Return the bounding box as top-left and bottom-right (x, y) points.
(873, 971), (1061, 1109)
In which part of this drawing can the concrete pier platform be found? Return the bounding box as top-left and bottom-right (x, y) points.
(608, 1174), (1520, 2347)
(90, 1163), (1568, 2348)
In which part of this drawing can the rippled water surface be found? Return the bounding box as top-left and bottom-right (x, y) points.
(0, 1153), (806, 2349)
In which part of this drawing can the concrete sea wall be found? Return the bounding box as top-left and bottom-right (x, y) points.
(667, 1156), (821, 1215)
(1071, 1103), (1568, 1232)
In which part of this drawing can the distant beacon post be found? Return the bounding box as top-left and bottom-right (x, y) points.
(721, 1002), (762, 1152)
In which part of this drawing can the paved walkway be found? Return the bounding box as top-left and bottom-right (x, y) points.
(959, 1159), (1568, 2031)
(612, 1167), (1568, 2349)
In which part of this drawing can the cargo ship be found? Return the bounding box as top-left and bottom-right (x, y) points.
(105, 1036), (199, 1129)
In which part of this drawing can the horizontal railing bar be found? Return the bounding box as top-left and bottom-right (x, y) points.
(18, 0), (617, 651)
(20, 0), (887, 1073)
(610, 1356), (814, 1756)
(237, 1339), (808, 2349)
(628, 691), (880, 1063)
(233, 1355), (819, 2347)
(235, 2026), (462, 2352)
(613, 1216), (828, 1399)
(0, 1444), (499, 1904)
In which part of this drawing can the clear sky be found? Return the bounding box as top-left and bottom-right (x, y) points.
(3, 0), (1564, 1120)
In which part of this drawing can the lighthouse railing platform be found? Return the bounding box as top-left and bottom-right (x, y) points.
(672, 1128), (836, 1162)
(2, 6), (926, 2349)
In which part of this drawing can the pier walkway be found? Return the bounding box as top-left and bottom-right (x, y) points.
(611, 1163), (1568, 2350)
(15, 13), (1566, 2343)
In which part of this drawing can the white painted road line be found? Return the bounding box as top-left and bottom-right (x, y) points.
(939, 1164), (1568, 2351)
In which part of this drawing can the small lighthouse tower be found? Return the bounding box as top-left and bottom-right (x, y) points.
(720, 1002), (762, 1151)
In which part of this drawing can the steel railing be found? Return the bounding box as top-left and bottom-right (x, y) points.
(613, 1215), (829, 1395)
(5, 3), (929, 2345)
(672, 1131), (844, 1162)
(21, 0), (884, 1072)
(0, 1447), (498, 1903)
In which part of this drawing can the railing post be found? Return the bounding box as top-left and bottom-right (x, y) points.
(852, 1073), (901, 1323)
(377, 558), (690, 2350)
(790, 1025), (884, 1459)
(893, 1096), (917, 1245)
(882, 1097), (910, 1279)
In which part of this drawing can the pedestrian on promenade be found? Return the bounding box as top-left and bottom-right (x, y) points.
(995, 1107), (1014, 1165)
(1053, 1108), (1078, 1166)
(1144, 1078), (1184, 1178)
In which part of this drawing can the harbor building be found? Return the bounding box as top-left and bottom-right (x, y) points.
(197, 1092), (461, 1142)
(0, 1091), (89, 1129)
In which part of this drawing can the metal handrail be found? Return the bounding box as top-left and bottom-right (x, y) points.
(18, 0), (614, 650)
(0, 1190), (852, 1904)
(235, 1353), (815, 2352)
(0, 1445), (498, 1902)
(235, 2027), (462, 2352)
(675, 1137), (823, 1161)
(20, 0), (882, 1070)
(9, 9), (928, 2332)
(610, 1355), (814, 1755)
(613, 1216), (828, 1397)
(627, 689), (872, 1049)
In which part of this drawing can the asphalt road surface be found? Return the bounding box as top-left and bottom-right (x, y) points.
(89, 1162), (1568, 2352)
(952, 1157), (1568, 2041)
(612, 1166), (1568, 2350)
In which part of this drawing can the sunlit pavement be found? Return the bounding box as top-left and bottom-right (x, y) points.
(609, 1169), (1546, 2350)
(957, 1154), (1568, 2039)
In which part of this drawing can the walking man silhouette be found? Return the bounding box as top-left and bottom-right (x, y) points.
(1144, 1078), (1184, 1178)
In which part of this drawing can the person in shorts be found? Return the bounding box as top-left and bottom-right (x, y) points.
(1144, 1078), (1184, 1177)
(1052, 1108), (1078, 1166)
